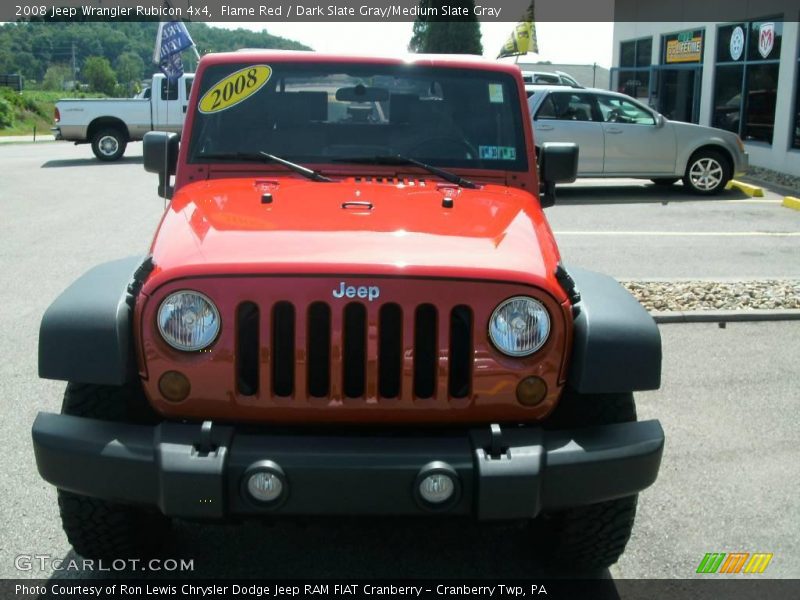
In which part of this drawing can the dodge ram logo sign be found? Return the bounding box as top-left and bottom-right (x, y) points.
(758, 23), (775, 59)
(332, 281), (380, 301)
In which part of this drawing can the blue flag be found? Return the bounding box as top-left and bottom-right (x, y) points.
(153, 21), (195, 82)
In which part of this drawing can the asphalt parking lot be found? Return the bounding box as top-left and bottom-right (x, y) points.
(0, 142), (798, 581)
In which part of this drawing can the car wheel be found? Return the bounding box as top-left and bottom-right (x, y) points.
(91, 128), (128, 161)
(57, 383), (169, 559)
(651, 177), (679, 186)
(536, 390), (639, 570)
(683, 150), (731, 195)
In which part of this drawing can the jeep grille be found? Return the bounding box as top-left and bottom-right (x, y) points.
(234, 299), (473, 401)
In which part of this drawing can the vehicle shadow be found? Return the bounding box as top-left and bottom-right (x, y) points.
(556, 183), (749, 205)
(41, 156), (143, 169)
(46, 518), (620, 596)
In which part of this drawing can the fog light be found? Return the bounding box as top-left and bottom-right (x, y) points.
(158, 370), (191, 402)
(247, 472), (283, 503)
(516, 376), (547, 406)
(419, 474), (455, 504)
(242, 461), (287, 506)
(415, 462), (460, 509)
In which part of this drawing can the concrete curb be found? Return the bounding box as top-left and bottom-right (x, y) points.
(725, 180), (764, 197)
(651, 309), (800, 324)
(0, 137), (57, 144)
(621, 276), (800, 283)
(739, 174), (800, 197)
(783, 196), (800, 211)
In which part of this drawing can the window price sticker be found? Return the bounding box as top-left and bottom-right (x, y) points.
(479, 146), (516, 160)
(488, 84), (505, 103)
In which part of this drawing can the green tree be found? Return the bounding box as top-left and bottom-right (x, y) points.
(408, 0), (483, 55)
(82, 56), (117, 95)
(408, 1), (430, 53)
(42, 63), (71, 91)
(115, 52), (144, 95)
(0, 22), (311, 83)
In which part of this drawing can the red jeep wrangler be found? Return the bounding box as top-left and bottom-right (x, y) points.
(33, 52), (663, 569)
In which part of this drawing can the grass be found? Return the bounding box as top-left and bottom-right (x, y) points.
(0, 89), (108, 137)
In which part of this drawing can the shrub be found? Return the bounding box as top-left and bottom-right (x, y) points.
(0, 97), (13, 128)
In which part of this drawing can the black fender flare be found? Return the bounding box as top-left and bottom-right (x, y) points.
(565, 266), (662, 393)
(38, 256), (151, 385)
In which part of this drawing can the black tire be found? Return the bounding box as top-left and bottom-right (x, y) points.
(57, 383), (169, 559)
(539, 495), (639, 571)
(651, 177), (679, 186)
(682, 149), (731, 195)
(538, 390), (639, 570)
(90, 128), (127, 161)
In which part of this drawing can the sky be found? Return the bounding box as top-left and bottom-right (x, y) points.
(211, 22), (614, 68)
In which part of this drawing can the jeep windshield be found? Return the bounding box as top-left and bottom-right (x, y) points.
(187, 62), (528, 173)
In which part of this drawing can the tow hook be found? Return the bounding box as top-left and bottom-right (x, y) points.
(472, 424), (543, 519)
(195, 420), (216, 455)
(488, 423), (508, 460)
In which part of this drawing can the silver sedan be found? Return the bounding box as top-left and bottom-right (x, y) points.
(528, 86), (748, 194)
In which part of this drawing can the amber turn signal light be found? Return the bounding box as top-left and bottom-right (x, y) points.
(159, 371), (191, 402)
(516, 376), (547, 406)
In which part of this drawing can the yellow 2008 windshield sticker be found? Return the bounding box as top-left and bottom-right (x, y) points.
(198, 65), (272, 114)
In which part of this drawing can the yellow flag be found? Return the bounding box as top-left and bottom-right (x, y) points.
(497, 1), (538, 58)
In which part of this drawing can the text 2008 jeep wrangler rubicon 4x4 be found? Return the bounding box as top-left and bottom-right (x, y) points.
(33, 52), (664, 569)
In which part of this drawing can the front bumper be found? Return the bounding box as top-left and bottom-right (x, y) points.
(32, 413), (663, 520)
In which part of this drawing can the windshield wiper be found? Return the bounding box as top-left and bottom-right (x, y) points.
(334, 155), (478, 189)
(195, 151), (333, 183)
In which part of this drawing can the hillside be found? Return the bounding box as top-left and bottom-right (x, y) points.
(0, 21), (311, 84)
(0, 21), (311, 134)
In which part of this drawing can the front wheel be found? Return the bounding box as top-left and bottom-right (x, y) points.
(91, 128), (127, 161)
(683, 150), (731, 195)
(537, 390), (639, 570)
(57, 383), (169, 559)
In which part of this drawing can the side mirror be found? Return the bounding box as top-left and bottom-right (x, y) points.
(538, 142), (579, 208)
(655, 114), (665, 128)
(143, 131), (179, 199)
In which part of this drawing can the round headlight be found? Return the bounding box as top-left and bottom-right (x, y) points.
(489, 296), (550, 357)
(157, 291), (220, 351)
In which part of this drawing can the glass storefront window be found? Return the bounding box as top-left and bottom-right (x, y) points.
(620, 38), (652, 68)
(794, 58), (800, 149)
(617, 69), (650, 100)
(743, 64), (779, 143)
(717, 24), (746, 63)
(617, 38), (652, 99)
(712, 65), (744, 133)
(620, 41), (636, 68)
(636, 39), (653, 67)
(747, 21), (782, 62)
(714, 18), (782, 145)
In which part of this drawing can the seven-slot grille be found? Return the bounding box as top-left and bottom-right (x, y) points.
(235, 300), (473, 402)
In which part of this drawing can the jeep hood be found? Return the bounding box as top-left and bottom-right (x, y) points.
(146, 177), (564, 296)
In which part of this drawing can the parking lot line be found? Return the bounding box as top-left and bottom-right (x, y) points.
(554, 231), (800, 237)
(717, 198), (783, 204)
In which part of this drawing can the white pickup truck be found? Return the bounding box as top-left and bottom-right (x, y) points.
(52, 73), (194, 161)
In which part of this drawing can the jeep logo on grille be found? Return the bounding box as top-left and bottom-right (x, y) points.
(332, 281), (380, 302)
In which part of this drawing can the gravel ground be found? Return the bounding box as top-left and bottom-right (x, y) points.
(742, 165), (800, 194)
(622, 280), (800, 311)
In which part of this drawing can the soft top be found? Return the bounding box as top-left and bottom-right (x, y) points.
(198, 50), (522, 76)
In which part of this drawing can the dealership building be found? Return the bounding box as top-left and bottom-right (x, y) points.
(612, 15), (800, 176)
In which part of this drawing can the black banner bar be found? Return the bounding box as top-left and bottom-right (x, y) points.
(4, 579), (800, 600)
(6, 0), (800, 23)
